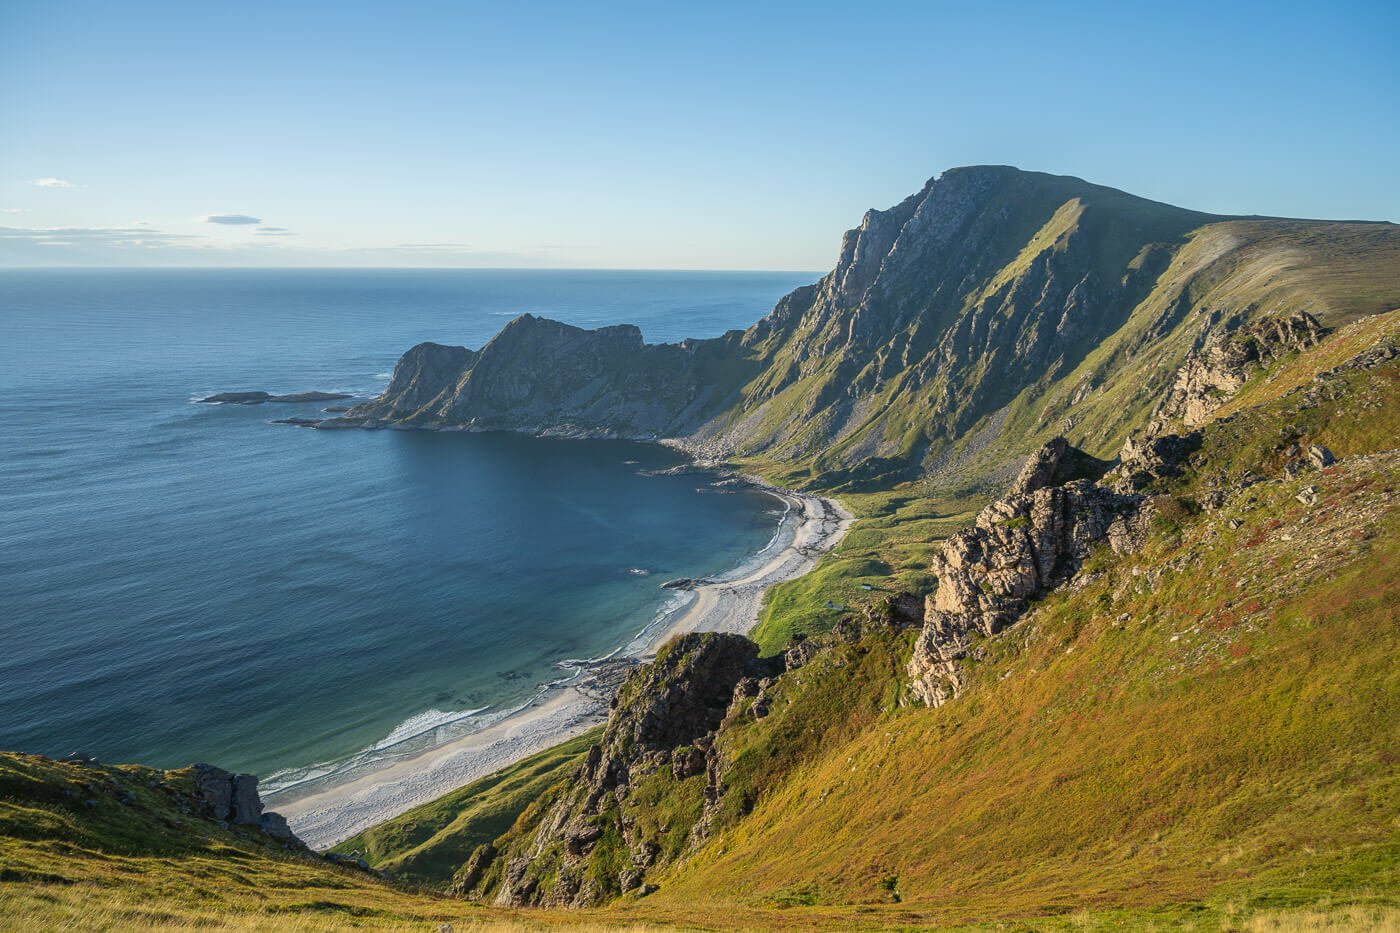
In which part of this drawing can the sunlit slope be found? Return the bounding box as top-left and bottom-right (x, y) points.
(332, 730), (596, 889)
(398, 315), (1399, 928)
(354, 168), (1400, 494)
(646, 313), (1400, 922)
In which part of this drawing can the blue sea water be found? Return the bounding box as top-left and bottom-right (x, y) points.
(0, 268), (811, 789)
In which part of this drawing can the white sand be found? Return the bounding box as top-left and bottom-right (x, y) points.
(270, 484), (852, 850)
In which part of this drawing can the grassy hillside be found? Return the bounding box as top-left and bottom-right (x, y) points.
(332, 730), (597, 889)
(350, 311), (1399, 930)
(640, 311), (1400, 924)
(3, 170), (1397, 929)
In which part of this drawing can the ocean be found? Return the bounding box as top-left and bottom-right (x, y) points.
(0, 268), (812, 791)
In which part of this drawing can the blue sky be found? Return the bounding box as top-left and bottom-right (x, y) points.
(2, 0), (1396, 269)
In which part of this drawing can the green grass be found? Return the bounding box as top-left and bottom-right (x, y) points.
(644, 462), (1398, 927)
(318, 308), (1400, 930)
(333, 729), (598, 888)
(3, 248), (1398, 930)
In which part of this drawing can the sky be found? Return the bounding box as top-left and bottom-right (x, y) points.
(1, 0), (1397, 270)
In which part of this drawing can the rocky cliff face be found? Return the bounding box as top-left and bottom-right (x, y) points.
(351, 314), (752, 437)
(344, 167), (1398, 483)
(1143, 311), (1330, 437)
(190, 762), (299, 842)
(907, 307), (1344, 706)
(908, 438), (1155, 705)
(483, 633), (775, 907)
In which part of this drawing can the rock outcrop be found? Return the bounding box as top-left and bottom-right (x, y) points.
(198, 391), (352, 405)
(190, 763), (300, 842)
(488, 633), (774, 907)
(347, 315), (754, 437)
(908, 438), (1154, 706)
(1143, 311), (1329, 436)
(909, 311), (1338, 705)
(337, 168), (1397, 479)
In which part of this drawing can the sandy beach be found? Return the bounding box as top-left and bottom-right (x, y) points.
(270, 482), (853, 850)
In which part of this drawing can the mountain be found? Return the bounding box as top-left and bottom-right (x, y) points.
(347, 165), (1400, 490)
(4, 168), (1399, 931)
(415, 308), (1399, 916)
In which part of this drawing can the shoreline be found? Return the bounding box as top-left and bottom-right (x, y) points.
(269, 479), (852, 851)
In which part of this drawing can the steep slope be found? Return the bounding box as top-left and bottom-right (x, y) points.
(642, 313), (1400, 921)
(346, 166), (1400, 491)
(331, 730), (598, 889)
(373, 310), (1400, 928)
(6, 170), (1399, 932)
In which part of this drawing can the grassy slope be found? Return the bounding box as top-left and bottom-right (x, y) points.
(330, 313), (1399, 931)
(3, 226), (1397, 930)
(619, 313), (1400, 927)
(332, 729), (597, 889)
(737, 215), (1400, 656)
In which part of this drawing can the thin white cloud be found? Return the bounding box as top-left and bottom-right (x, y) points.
(0, 224), (202, 245)
(1, 208), (24, 214)
(201, 213), (262, 225)
(255, 226), (295, 237)
(33, 177), (76, 188)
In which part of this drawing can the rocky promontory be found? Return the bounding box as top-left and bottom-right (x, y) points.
(343, 315), (752, 439)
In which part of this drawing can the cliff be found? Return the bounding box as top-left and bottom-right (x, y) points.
(345, 166), (1400, 489)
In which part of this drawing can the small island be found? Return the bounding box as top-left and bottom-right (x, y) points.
(197, 391), (354, 405)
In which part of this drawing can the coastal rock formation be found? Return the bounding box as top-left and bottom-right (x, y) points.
(334, 167), (1399, 482)
(191, 762), (300, 842)
(487, 633), (775, 907)
(370, 342), (478, 416)
(198, 390), (352, 405)
(908, 438), (1154, 706)
(348, 316), (754, 437)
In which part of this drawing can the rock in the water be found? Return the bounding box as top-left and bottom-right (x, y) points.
(198, 390), (353, 405)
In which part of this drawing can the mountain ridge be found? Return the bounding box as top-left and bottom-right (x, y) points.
(342, 165), (1400, 492)
(4, 166), (1399, 931)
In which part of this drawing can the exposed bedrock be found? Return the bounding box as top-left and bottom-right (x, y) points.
(907, 437), (1155, 706)
(489, 632), (775, 907)
(191, 762), (301, 842)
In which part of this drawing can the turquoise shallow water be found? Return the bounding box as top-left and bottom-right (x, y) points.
(0, 268), (811, 784)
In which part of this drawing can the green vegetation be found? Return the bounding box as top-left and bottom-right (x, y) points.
(628, 319), (1400, 925)
(746, 482), (982, 653)
(3, 171), (1399, 930)
(333, 729), (599, 888)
